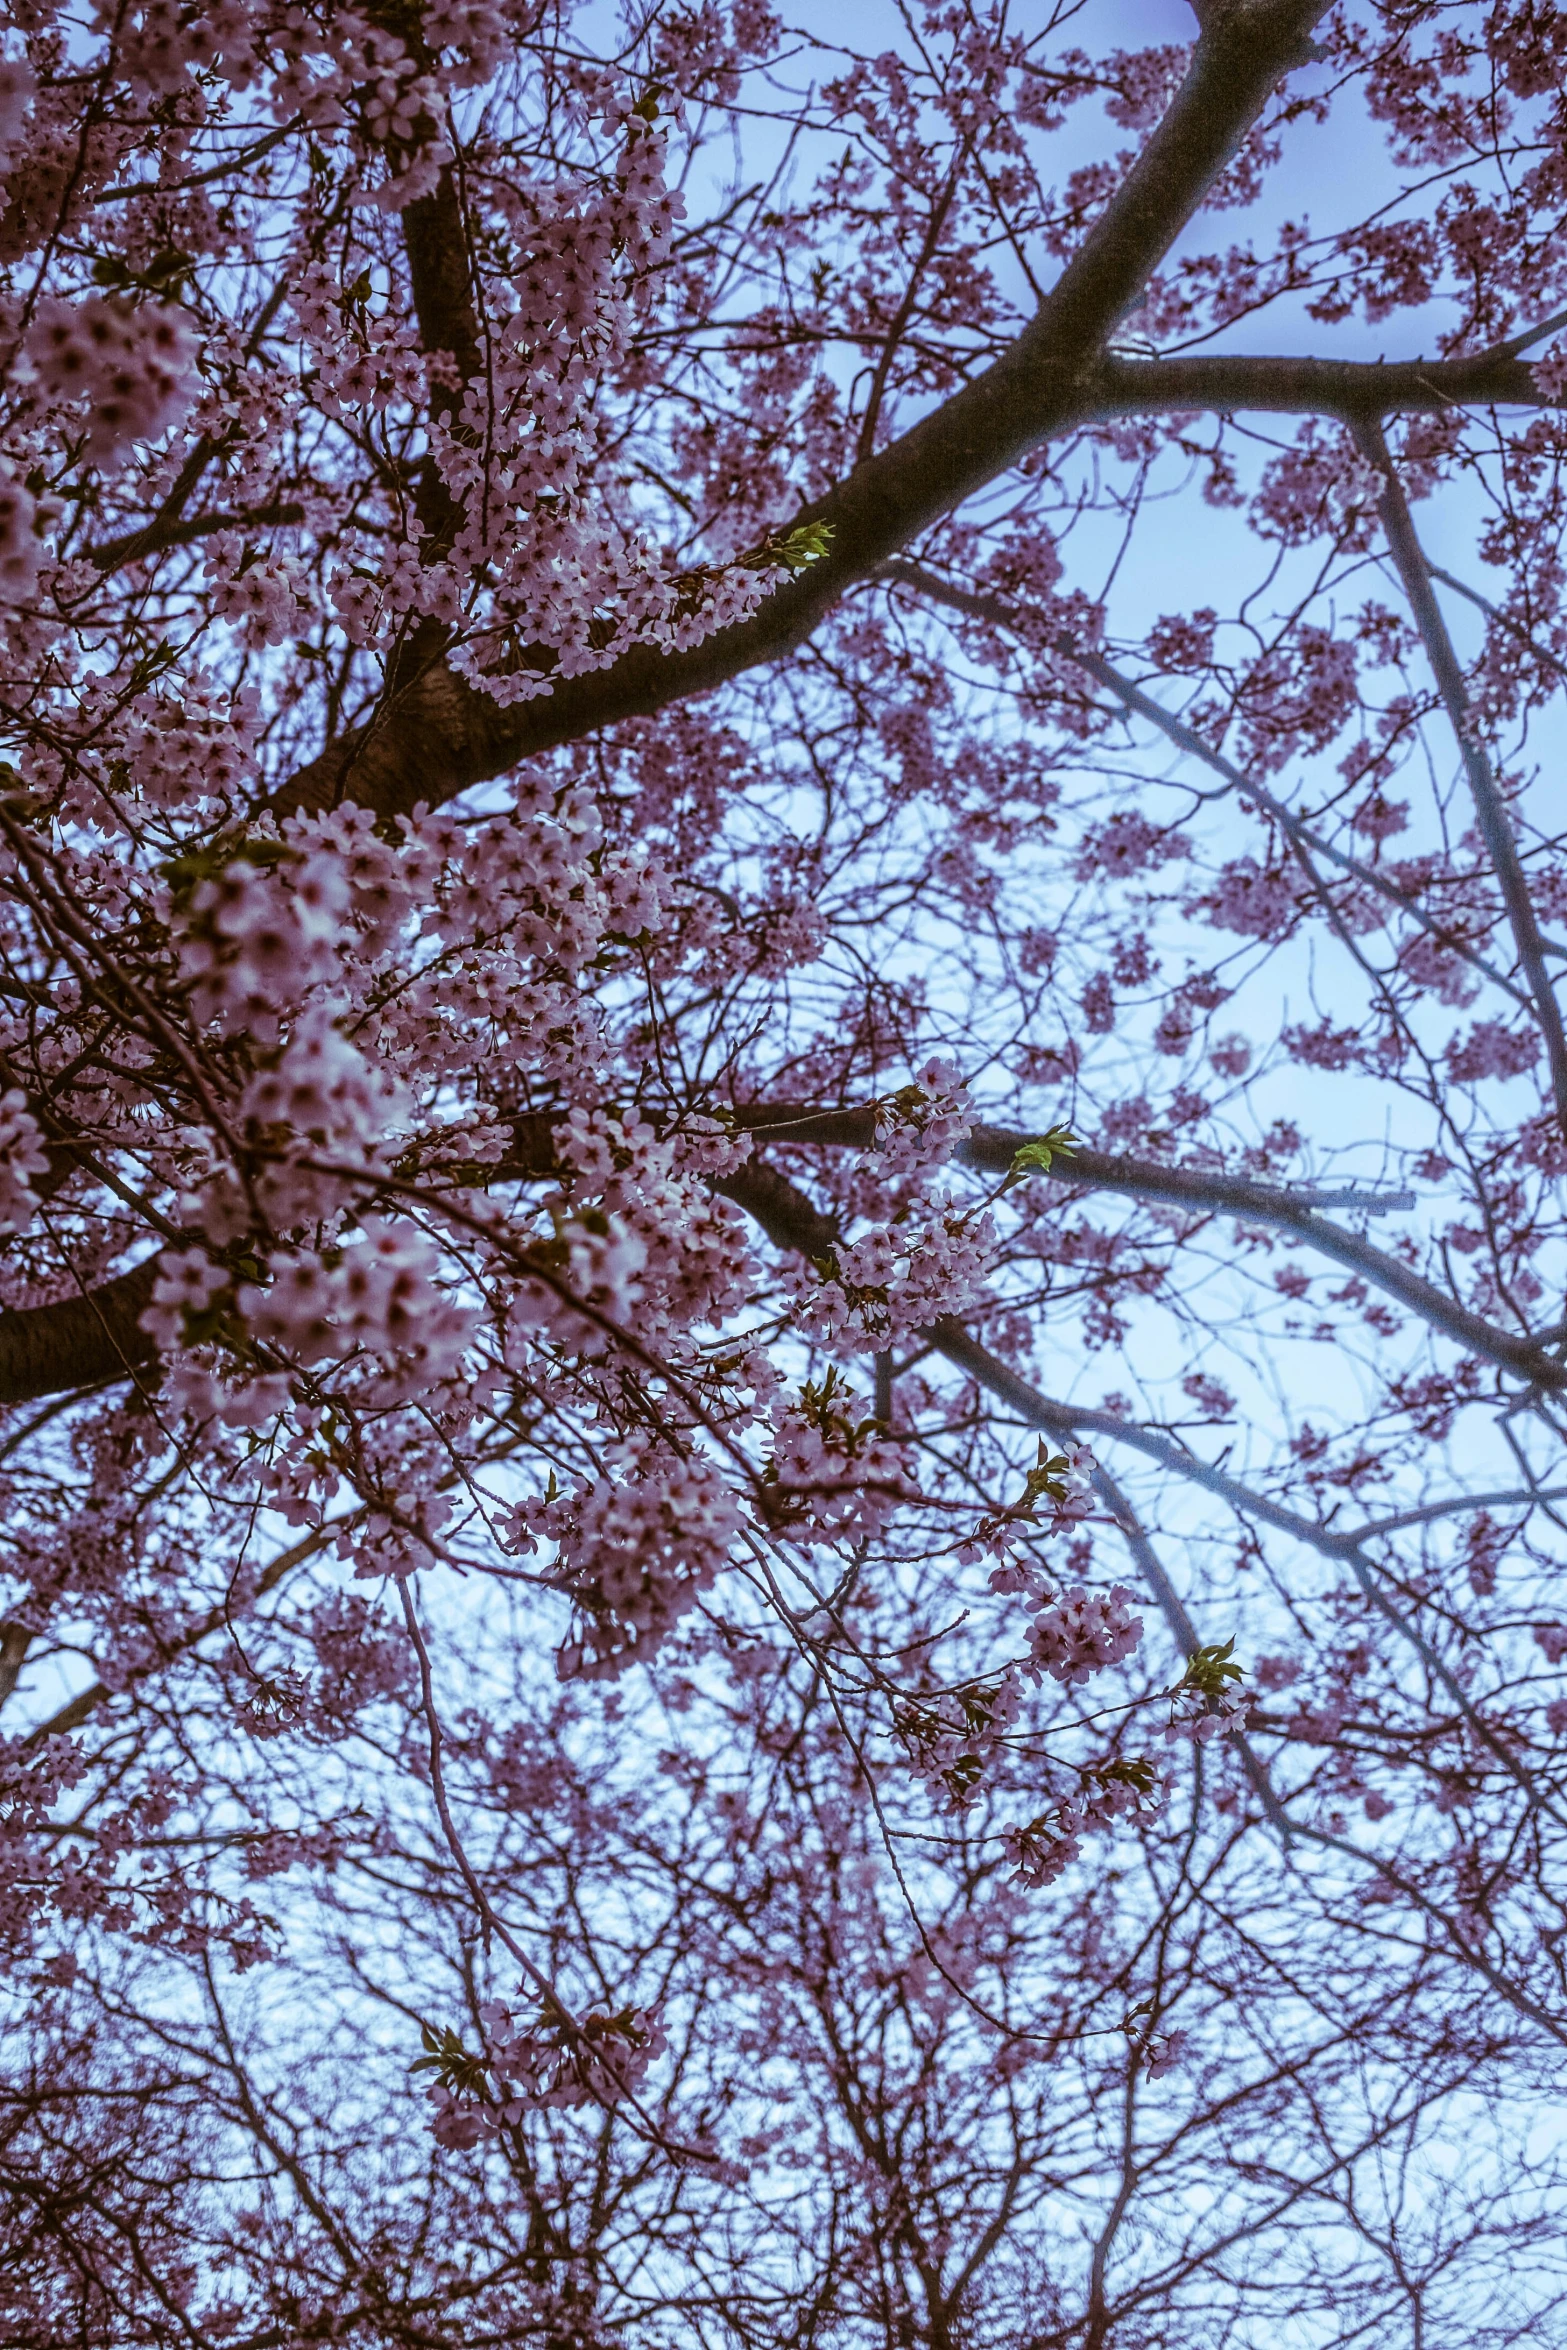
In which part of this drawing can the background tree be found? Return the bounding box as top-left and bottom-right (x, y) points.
(2, 0), (1567, 2341)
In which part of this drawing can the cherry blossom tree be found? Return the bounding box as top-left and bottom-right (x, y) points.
(2, 0), (1567, 2340)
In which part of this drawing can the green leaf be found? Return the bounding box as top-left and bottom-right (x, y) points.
(409, 2019), (491, 2096)
(1007, 1125), (1079, 1183)
(742, 520), (835, 573)
(126, 640), (180, 695)
(92, 247), (194, 296)
(774, 520), (834, 570)
(160, 832), (289, 911)
(1085, 1755), (1159, 1799)
(1176, 1637), (1245, 1702)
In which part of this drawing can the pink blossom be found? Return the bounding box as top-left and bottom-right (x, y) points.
(0, 465), (40, 602)
(1144, 2028), (1188, 2078)
(766, 1381), (917, 1550)
(1447, 1020), (1541, 1084)
(25, 297), (195, 465)
(0, 1091), (47, 1235)
(1025, 1584), (1144, 1688)
(1197, 859), (1297, 939)
(547, 1448), (743, 1678)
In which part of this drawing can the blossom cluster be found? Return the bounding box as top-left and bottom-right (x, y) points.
(549, 1105), (753, 1341)
(764, 1374), (918, 1549)
(0, 464), (41, 602)
(872, 1057), (975, 1176)
(1, 1732), (270, 1971)
(0, 1091), (48, 1236)
(424, 1999), (665, 2147)
(534, 1448), (744, 1681)
(1024, 1584), (1145, 1690)
(24, 296), (195, 465)
(791, 1204), (996, 1353)
(1004, 1756), (1163, 1889)
(895, 1672), (1024, 1809)
(966, 1440), (1097, 1567)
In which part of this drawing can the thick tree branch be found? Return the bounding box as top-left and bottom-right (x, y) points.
(734, 1106), (1566, 1388)
(1089, 348), (1545, 419)
(272, 322), (1557, 822)
(0, 1619), (29, 1708)
(87, 502), (305, 573)
(0, 1258), (159, 1406)
(1, 1072), (1554, 1411)
(723, 1144), (1565, 1525)
(2, 1081), (1550, 1412)
(383, 164), (484, 699)
(276, 0), (1333, 821)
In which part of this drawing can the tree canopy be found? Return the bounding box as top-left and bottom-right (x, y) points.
(2, 0), (1567, 2341)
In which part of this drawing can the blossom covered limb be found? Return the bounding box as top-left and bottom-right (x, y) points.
(715, 1157), (1538, 1829)
(882, 557), (1534, 1013)
(928, 1322), (1567, 1917)
(278, 0), (1337, 823)
(0, 1073), (1552, 1413)
(734, 1111), (1567, 1386)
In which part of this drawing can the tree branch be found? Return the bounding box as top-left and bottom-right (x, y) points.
(929, 1322), (1562, 1826)
(699, 1153), (1567, 1840)
(881, 558), (1532, 1013)
(1, 1077), (1555, 1413)
(1350, 414), (1567, 1136)
(87, 501), (305, 573)
(273, 320), (1557, 823)
(1089, 348), (1545, 418)
(275, 0), (1334, 821)
(931, 1321), (1567, 2047)
(733, 1106), (1566, 1387)
(25, 1522), (336, 1745)
(0, 1258), (159, 1407)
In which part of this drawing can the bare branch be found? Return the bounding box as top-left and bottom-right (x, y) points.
(1090, 348), (1546, 419)
(1351, 414), (1567, 1135)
